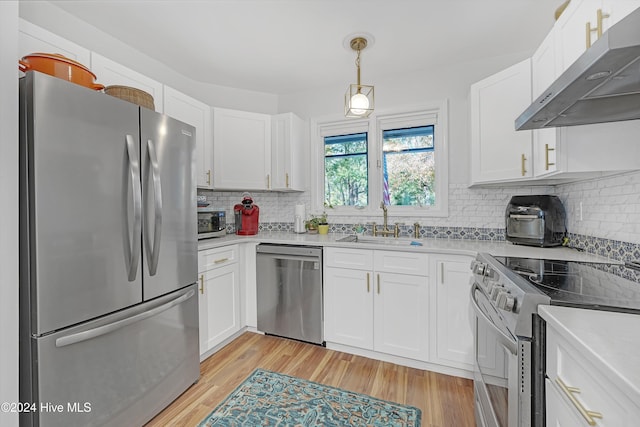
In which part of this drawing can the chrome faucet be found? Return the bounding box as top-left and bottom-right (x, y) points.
(373, 202), (399, 237)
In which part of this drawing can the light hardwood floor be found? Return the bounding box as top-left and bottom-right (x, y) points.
(146, 332), (475, 427)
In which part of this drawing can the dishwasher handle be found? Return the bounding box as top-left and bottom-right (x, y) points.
(256, 244), (322, 258)
(257, 253), (321, 265)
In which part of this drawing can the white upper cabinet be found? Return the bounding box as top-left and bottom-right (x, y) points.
(271, 113), (308, 192)
(470, 58), (533, 185)
(18, 19), (91, 68)
(164, 86), (213, 189)
(212, 107), (271, 191)
(90, 53), (164, 113)
(556, 0), (640, 72)
(531, 28), (561, 178)
(531, 2), (640, 180)
(472, 1), (640, 186)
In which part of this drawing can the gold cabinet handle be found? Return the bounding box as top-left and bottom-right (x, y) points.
(586, 9), (610, 48)
(199, 274), (204, 294)
(285, 172), (289, 188)
(206, 170), (211, 185)
(266, 174), (271, 189)
(555, 378), (603, 426)
(545, 143), (556, 171)
(521, 153), (527, 177)
(214, 257), (229, 264)
(366, 272), (370, 293)
(377, 274), (380, 294)
(440, 262), (445, 284)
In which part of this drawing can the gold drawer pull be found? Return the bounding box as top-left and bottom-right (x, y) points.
(521, 153), (527, 176)
(555, 377), (603, 426)
(366, 272), (370, 293)
(377, 274), (380, 294)
(214, 257), (229, 264)
(199, 274), (205, 294)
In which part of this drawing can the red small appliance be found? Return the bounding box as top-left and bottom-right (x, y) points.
(234, 193), (259, 235)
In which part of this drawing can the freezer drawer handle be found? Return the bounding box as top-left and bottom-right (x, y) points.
(145, 139), (163, 276)
(125, 134), (142, 282)
(55, 289), (196, 348)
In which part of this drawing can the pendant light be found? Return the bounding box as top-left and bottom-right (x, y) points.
(345, 36), (374, 118)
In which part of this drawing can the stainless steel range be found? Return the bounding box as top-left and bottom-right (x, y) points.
(470, 253), (640, 427)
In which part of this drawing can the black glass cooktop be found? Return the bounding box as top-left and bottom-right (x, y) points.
(494, 257), (640, 314)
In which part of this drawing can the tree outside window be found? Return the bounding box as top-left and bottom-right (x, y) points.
(382, 126), (435, 206)
(324, 133), (368, 207)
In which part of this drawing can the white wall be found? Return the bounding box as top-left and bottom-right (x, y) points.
(18, 1), (279, 114)
(0, 2), (19, 425)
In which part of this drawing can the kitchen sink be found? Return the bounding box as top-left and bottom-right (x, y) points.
(336, 235), (423, 246)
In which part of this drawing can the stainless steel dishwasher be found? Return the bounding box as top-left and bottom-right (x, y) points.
(256, 244), (323, 345)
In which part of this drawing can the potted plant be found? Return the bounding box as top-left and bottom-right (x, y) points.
(306, 212), (328, 234)
(317, 212), (329, 235)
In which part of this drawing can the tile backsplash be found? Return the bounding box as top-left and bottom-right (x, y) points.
(199, 170), (640, 273)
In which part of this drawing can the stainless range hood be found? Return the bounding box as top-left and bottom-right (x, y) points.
(515, 7), (640, 130)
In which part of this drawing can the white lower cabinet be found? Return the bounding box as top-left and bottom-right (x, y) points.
(430, 255), (475, 370)
(546, 321), (640, 426)
(324, 248), (429, 361)
(197, 245), (241, 356)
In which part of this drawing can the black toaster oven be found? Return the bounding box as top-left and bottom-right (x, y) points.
(505, 195), (567, 247)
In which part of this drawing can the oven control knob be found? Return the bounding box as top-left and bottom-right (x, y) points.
(471, 261), (486, 275)
(484, 280), (496, 293)
(491, 284), (505, 301)
(497, 291), (516, 312)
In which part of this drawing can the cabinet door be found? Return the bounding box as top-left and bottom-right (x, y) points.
(374, 272), (429, 361)
(202, 263), (241, 352)
(556, 0), (602, 71)
(164, 86), (213, 189)
(431, 256), (475, 369)
(19, 19), (91, 67)
(470, 58), (533, 184)
(531, 28), (560, 177)
(213, 107), (271, 190)
(545, 378), (586, 427)
(197, 273), (208, 355)
(271, 113), (307, 191)
(323, 267), (373, 349)
(90, 53), (164, 113)
(601, 1), (640, 31)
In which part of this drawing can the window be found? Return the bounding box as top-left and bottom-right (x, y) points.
(382, 126), (435, 206)
(313, 103), (448, 217)
(324, 133), (368, 207)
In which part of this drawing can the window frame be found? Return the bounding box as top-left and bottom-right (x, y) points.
(310, 101), (449, 218)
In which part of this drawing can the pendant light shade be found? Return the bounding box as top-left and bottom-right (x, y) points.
(345, 37), (374, 118)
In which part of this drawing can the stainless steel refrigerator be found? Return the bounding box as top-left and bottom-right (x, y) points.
(19, 71), (199, 427)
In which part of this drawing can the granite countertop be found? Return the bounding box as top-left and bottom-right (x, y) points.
(198, 231), (618, 263)
(539, 305), (640, 405)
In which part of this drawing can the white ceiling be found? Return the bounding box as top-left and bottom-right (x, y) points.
(47, 0), (562, 95)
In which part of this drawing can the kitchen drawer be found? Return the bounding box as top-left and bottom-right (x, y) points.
(198, 245), (238, 272)
(374, 250), (428, 276)
(324, 248), (373, 270)
(546, 326), (640, 426)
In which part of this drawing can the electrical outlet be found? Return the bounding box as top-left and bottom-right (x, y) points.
(579, 202), (583, 221)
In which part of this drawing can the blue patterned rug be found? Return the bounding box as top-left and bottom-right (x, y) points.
(198, 368), (421, 426)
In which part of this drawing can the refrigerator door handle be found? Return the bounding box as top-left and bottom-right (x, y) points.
(55, 288), (196, 348)
(125, 134), (142, 282)
(145, 138), (163, 276)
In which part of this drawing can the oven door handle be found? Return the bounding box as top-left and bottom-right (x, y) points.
(470, 282), (518, 355)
